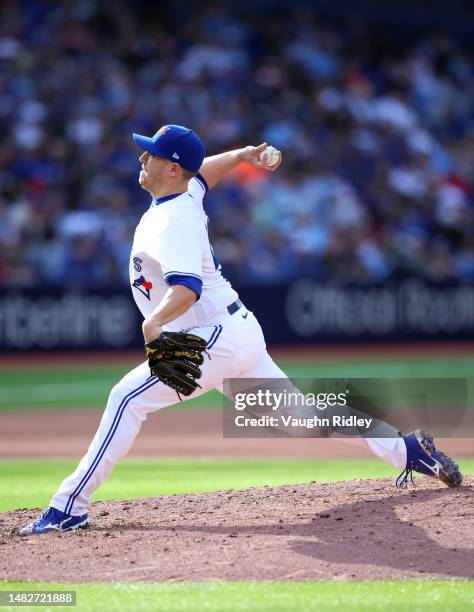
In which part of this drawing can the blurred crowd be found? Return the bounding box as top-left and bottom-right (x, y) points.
(0, 1), (473, 289)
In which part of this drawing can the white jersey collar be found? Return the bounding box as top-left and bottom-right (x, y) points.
(151, 192), (184, 207)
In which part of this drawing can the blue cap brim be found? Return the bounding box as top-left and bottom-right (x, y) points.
(132, 133), (155, 154)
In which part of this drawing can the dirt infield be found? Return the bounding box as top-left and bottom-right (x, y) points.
(2, 402), (473, 583)
(2, 341), (474, 367)
(2, 477), (473, 582)
(2, 409), (474, 459)
(0, 408), (365, 458)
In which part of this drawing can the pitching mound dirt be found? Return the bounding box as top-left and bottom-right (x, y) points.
(2, 477), (473, 582)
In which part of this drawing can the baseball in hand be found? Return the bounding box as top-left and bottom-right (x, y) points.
(258, 145), (281, 168)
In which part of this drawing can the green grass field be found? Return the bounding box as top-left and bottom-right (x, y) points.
(2, 456), (473, 513)
(1, 351), (473, 610)
(1, 580), (473, 611)
(1, 353), (474, 410)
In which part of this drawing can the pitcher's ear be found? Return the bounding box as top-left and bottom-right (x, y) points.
(165, 162), (176, 177)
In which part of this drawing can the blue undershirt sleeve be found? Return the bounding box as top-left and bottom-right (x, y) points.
(165, 273), (202, 300)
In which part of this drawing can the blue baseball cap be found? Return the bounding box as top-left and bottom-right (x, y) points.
(132, 125), (205, 173)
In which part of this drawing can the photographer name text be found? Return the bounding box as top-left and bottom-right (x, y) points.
(234, 414), (373, 429)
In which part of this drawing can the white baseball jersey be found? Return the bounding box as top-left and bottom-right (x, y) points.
(129, 174), (238, 330)
(50, 172), (406, 518)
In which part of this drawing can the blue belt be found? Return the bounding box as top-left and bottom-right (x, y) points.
(227, 299), (243, 315)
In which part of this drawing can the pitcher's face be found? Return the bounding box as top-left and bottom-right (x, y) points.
(138, 151), (173, 193)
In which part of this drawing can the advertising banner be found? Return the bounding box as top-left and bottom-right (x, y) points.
(1, 278), (474, 351)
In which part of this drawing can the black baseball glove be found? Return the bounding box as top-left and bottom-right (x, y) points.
(145, 331), (208, 397)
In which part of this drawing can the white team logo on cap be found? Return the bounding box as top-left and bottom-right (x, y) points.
(172, 152), (179, 159)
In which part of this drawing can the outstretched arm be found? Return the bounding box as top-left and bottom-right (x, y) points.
(199, 143), (282, 190)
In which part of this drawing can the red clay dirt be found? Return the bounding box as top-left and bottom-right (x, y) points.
(1, 477), (473, 582)
(2, 341), (474, 367)
(1, 351), (473, 584)
(1, 409), (473, 459)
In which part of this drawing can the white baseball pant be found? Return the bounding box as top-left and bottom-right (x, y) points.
(51, 304), (407, 515)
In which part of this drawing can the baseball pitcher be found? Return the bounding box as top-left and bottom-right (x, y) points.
(20, 125), (462, 535)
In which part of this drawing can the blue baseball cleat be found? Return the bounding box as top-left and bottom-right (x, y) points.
(19, 507), (88, 536)
(397, 429), (463, 488)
